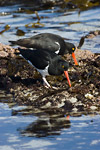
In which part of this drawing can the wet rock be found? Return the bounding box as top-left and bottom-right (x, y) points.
(69, 97), (77, 103)
(85, 30), (100, 39)
(72, 108), (78, 112)
(0, 43), (100, 114)
(0, 51), (8, 57)
(93, 56), (100, 68)
(0, 0), (65, 7)
(0, 0), (100, 11)
(75, 48), (94, 61)
(85, 93), (94, 99)
(0, 43), (15, 57)
(90, 106), (97, 110)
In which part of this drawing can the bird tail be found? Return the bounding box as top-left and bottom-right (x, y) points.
(9, 40), (17, 45)
(14, 47), (28, 57)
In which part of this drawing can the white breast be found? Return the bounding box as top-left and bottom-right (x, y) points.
(28, 60), (49, 77)
(37, 65), (49, 77)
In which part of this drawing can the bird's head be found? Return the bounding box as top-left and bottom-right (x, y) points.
(49, 57), (71, 87)
(60, 61), (69, 72)
(65, 42), (78, 65)
(65, 42), (76, 54)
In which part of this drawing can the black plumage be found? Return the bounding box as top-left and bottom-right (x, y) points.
(9, 33), (76, 55)
(17, 48), (71, 88)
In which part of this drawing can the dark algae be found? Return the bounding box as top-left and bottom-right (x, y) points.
(0, 42), (100, 113)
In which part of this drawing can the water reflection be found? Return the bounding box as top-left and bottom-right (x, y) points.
(0, 1), (100, 149)
(1, 92), (100, 150)
(12, 107), (70, 138)
(18, 115), (70, 138)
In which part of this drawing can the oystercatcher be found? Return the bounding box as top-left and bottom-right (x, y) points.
(16, 48), (71, 88)
(9, 33), (78, 65)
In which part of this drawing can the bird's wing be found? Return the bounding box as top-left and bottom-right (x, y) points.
(9, 33), (64, 53)
(19, 48), (49, 70)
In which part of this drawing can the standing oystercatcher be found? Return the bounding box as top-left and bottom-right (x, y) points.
(9, 33), (78, 65)
(16, 48), (71, 88)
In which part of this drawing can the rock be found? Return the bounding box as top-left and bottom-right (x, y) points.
(0, 0), (65, 7)
(72, 108), (78, 112)
(85, 30), (100, 39)
(75, 48), (94, 61)
(0, 51), (8, 57)
(90, 106), (97, 110)
(85, 93), (94, 99)
(69, 97), (77, 103)
(0, 42), (100, 114)
(0, 43), (15, 57)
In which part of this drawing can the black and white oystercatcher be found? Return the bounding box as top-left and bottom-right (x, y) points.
(16, 48), (71, 88)
(9, 33), (78, 65)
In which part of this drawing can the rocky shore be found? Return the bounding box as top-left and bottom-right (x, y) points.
(0, 0), (100, 10)
(0, 42), (100, 114)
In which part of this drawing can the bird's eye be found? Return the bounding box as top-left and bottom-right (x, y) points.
(62, 65), (64, 68)
(72, 48), (75, 50)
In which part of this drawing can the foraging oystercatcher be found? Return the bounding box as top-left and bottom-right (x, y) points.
(16, 48), (71, 88)
(9, 33), (78, 65)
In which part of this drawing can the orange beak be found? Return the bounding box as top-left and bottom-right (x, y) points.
(64, 71), (71, 87)
(72, 52), (78, 65)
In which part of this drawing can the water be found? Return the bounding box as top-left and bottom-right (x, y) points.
(0, 5), (100, 52)
(0, 102), (100, 150)
(0, 3), (100, 150)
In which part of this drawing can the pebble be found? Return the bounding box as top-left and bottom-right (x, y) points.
(69, 97), (77, 103)
(72, 107), (78, 112)
(41, 102), (51, 108)
(57, 102), (65, 108)
(85, 93), (94, 99)
(94, 92), (99, 96)
(79, 80), (81, 83)
(90, 106), (97, 110)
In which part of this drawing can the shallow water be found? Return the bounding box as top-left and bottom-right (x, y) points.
(0, 101), (100, 150)
(0, 5), (100, 53)
(0, 3), (100, 150)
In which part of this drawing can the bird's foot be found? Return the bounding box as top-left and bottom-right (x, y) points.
(43, 82), (58, 90)
(51, 86), (58, 90)
(43, 83), (50, 88)
(43, 77), (58, 90)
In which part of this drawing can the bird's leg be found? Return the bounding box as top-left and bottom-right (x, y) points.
(42, 76), (51, 88)
(42, 76), (58, 89)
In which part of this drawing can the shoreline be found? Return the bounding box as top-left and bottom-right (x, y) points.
(0, 43), (100, 114)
